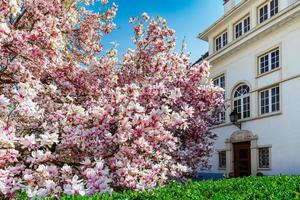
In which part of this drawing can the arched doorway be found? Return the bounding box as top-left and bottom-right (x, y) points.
(225, 130), (258, 177)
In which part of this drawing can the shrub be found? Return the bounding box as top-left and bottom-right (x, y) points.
(17, 176), (300, 200)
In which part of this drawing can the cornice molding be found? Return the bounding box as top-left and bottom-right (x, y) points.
(198, 0), (250, 41)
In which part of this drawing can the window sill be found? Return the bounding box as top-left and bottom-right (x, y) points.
(212, 112), (282, 129)
(234, 29), (251, 41)
(215, 121), (226, 125)
(258, 168), (271, 171)
(218, 167), (226, 171)
(258, 111), (281, 118)
(256, 67), (281, 79)
(258, 13), (278, 26)
(215, 46), (228, 53)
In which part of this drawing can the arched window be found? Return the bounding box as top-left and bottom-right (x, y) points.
(233, 84), (250, 119)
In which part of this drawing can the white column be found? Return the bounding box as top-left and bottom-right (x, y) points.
(280, 0), (289, 11)
(288, 0), (297, 6)
(250, 136), (259, 176)
(251, 6), (257, 29)
(225, 139), (234, 176)
(228, 24), (234, 43)
(208, 37), (214, 55)
(251, 92), (258, 118)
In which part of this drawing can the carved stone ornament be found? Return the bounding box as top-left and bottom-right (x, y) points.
(229, 130), (258, 143)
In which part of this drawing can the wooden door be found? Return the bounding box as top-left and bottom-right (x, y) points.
(233, 142), (251, 177)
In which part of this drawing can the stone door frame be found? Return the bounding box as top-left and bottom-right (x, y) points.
(225, 130), (259, 176)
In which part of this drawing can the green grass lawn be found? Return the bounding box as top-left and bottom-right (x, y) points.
(18, 176), (300, 200)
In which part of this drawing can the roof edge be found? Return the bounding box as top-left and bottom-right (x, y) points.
(198, 0), (249, 41)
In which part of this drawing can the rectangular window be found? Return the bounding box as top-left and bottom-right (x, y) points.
(258, 48), (280, 75)
(219, 151), (226, 169)
(259, 0), (279, 24)
(259, 147), (270, 169)
(215, 31), (228, 51)
(213, 75), (226, 123)
(260, 86), (280, 115)
(260, 4), (268, 23)
(235, 15), (250, 39)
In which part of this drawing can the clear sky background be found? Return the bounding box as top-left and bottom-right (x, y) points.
(87, 0), (225, 63)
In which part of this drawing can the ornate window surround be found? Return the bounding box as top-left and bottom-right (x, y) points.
(256, 44), (282, 78)
(232, 83), (251, 119)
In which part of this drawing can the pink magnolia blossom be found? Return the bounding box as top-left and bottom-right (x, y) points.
(0, 0), (223, 198)
(0, 95), (9, 108)
(63, 175), (85, 196)
(142, 12), (150, 21)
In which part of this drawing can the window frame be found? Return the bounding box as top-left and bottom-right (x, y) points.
(258, 47), (280, 76)
(258, 0), (279, 24)
(259, 85), (281, 116)
(234, 14), (251, 39)
(259, 2), (269, 24)
(213, 74), (226, 123)
(232, 84), (251, 120)
(270, 0), (279, 17)
(218, 150), (226, 169)
(258, 145), (272, 170)
(214, 30), (228, 52)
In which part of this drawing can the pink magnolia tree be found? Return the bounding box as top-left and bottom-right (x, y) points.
(0, 0), (224, 198)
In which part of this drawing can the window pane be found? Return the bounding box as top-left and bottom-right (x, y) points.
(220, 109), (226, 122)
(260, 5), (269, 23)
(219, 151), (226, 168)
(216, 32), (227, 51)
(220, 76), (225, 89)
(260, 8), (264, 23)
(264, 5), (269, 20)
(271, 49), (280, 70)
(223, 32), (228, 46)
(234, 99), (242, 119)
(271, 86), (280, 112)
(244, 17), (250, 33)
(213, 79), (219, 87)
(260, 54), (269, 74)
(216, 36), (222, 51)
(261, 86), (279, 115)
(270, 0), (279, 17)
(214, 75), (226, 123)
(243, 96), (250, 118)
(259, 148), (270, 168)
(234, 84), (250, 120)
(234, 85), (250, 97)
(261, 90), (269, 114)
(235, 22), (243, 38)
(235, 26), (239, 38)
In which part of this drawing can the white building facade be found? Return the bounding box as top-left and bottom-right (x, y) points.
(198, 0), (300, 177)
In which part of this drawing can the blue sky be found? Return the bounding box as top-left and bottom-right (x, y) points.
(87, 0), (224, 63)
